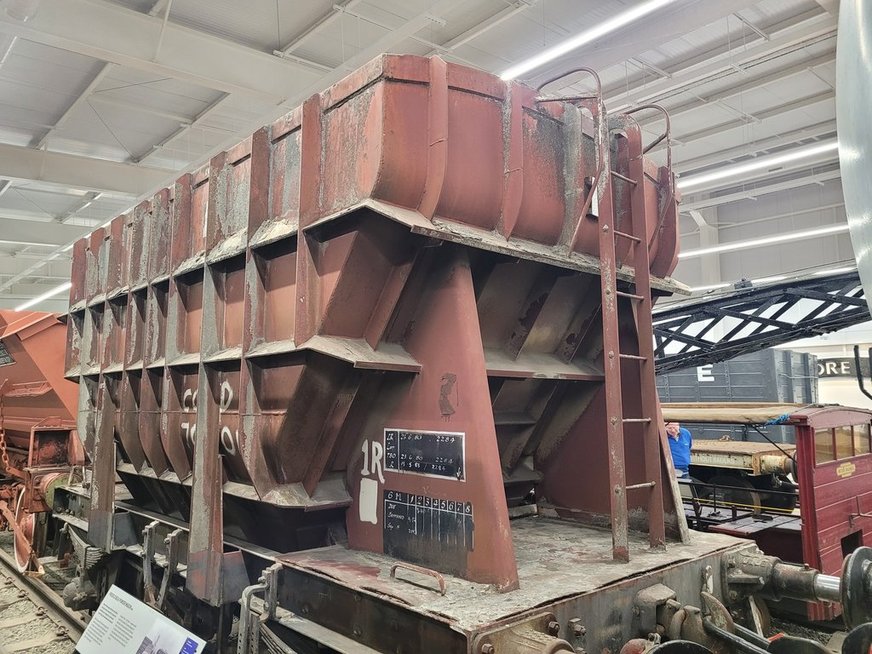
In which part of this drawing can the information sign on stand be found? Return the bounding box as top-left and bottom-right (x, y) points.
(76, 585), (205, 654)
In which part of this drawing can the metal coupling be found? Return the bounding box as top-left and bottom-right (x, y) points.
(725, 546), (872, 629)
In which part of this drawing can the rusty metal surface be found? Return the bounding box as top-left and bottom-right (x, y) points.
(660, 402), (872, 427)
(0, 311), (84, 574)
(65, 54), (685, 600)
(0, 311), (77, 442)
(278, 516), (739, 629)
(691, 440), (796, 476)
(275, 516), (751, 653)
(692, 441), (797, 455)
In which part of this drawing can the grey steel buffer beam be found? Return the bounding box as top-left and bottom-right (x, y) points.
(653, 271), (869, 373)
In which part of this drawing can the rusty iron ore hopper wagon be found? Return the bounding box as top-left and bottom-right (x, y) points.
(0, 310), (83, 572)
(58, 55), (872, 653)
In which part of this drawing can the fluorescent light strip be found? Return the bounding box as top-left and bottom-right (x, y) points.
(689, 282), (731, 292)
(677, 141), (839, 191)
(500, 0), (677, 80)
(679, 224), (850, 259)
(15, 281), (72, 311)
(752, 274), (787, 284)
(813, 265), (857, 276)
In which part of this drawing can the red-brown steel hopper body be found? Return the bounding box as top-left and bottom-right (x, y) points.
(0, 310), (77, 445)
(66, 55), (683, 602)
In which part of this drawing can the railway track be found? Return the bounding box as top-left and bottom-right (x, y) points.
(0, 534), (85, 654)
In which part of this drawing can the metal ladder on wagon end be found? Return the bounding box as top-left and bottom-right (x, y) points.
(597, 106), (673, 560)
(537, 71), (671, 560)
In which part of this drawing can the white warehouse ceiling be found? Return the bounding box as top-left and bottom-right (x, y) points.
(0, 0), (847, 312)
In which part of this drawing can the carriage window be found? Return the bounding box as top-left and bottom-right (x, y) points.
(836, 426), (854, 459)
(854, 424), (872, 455)
(815, 428), (835, 464)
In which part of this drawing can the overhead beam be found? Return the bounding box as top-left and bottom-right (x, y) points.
(57, 192), (102, 224)
(0, 206), (62, 222)
(0, 216), (91, 246)
(688, 210), (710, 228)
(0, 256), (68, 276)
(527, 0), (762, 86)
(269, 0), (466, 98)
(672, 89), (835, 147)
(277, 0), (364, 57)
(711, 201), (845, 235)
(134, 92), (231, 163)
(732, 12), (770, 40)
(605, 12), (835, 110)
(32, 63), (114, 150)
(639, 50), (835, 126)
(680, 168), (842, 212)
(674, 119), (837, 172)
(814, 0), (839, 15)
(0, 142), (172, 196)
(0, 250), (68, 293)
(437, 1), (531, 52)
(677, 148), (840, 195)
(89, 93), (197, 124)
(0, 0), (323, 104)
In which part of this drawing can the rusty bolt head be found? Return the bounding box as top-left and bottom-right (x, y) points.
(632, 606), (641, 616)
(602, 224), (610, 232)
(573, 623), (586, 636)
(481, 645), (495, 654)
(728, 591), (738, 601)
(35, 607), (45, 616)
(547, 620), (560, 636)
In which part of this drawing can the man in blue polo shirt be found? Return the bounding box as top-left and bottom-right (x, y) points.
(665, 422), (692, 478)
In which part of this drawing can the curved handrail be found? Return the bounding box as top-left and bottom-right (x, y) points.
(623, 104), (675, 248)
(534, 68), (608, 251)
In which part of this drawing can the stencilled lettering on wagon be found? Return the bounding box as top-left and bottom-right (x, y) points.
(180, 380), (240, 456)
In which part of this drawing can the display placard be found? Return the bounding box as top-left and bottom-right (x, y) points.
(76, 585), (205, 654)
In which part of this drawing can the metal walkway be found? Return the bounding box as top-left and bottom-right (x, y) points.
(653, 271), (869, 373)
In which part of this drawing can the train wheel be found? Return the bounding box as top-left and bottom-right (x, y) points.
(708, 474), (762, 513)
(12, 491), (36, 572)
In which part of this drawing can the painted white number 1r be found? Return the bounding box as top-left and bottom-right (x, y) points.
(360, 440), (385, 483)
